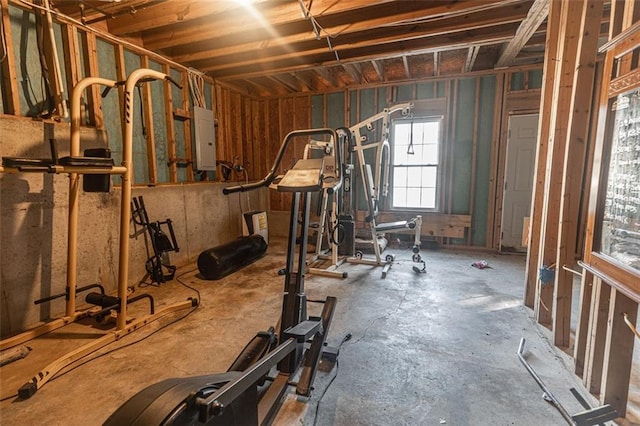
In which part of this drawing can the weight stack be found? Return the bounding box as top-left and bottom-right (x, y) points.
(338, 214), (355, 256)
(197, 235), (268, 280)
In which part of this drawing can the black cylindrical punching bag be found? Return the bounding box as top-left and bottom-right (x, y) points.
(197, 235), (268, 280)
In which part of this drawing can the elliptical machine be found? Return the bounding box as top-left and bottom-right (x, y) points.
(104, 128), (345, 425)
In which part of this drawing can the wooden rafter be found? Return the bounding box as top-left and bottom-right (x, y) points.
(343, 63), (363, 84)
(464, 45), (481, 72)
(401, 56), (412, 79)
(495, 0), (549, 68)
(168, 6), (528, 71)
(371, 60), (384, 81)
(314, 67), (339, 87)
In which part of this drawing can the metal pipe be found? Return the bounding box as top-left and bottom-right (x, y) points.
(517, 338), (574, 425)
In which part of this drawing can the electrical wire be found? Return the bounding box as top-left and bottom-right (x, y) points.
(188, 68), (206, 109)
(312, 332), (352, 426)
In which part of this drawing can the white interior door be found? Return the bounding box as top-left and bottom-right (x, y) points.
(501, 114), (539, 252)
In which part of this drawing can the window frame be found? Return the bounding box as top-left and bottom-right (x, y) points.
(389, 116), (444, 212)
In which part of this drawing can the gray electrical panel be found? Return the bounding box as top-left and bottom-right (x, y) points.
(193, 106), (216, 171)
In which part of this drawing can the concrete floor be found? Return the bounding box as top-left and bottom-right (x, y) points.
(0, 239), (616, 425)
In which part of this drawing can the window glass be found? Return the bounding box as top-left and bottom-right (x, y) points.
(391, 118), (441, 209)
(598, 87), (640, 272)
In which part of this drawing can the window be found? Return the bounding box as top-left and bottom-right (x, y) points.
(391, 118), (442, 209)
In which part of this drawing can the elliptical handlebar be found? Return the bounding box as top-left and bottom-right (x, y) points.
(223, 128), (343, 195)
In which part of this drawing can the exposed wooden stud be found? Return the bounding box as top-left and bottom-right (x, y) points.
(140, 56), (158, 185)
(433, 51), (440, 76)
(82, 32), (102, 127)
(162, 64), (178, 183)
(343, 63), (363, 85)
(574, 270), (594, 377)
(465, 45), (480, 73)
(495, 0), (549, 68)
(0, 0), (19, 114)
(447, 79), (458, 215)
(244, 79), (276, 97)
(584, 277), (609, 394)
(291, 71), (316, 92)
(267, 75), (301, 93)
(524, 0), (561, 313)
(315, 67), (339, 88)
(371, 60), (384, 81)
(552, 0), (604, 348)
(467, 77), (480, 245)
(180, 70), (194, 182)
(61, 24), (81, 96)
(600, 289), (638, 416)
(401, 56), (412, 79)
(486, 73), (505, 249)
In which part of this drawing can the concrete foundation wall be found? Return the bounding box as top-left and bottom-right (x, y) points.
(0, 117), (267, 337)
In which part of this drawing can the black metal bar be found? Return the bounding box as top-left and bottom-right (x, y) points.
(296, 296), (337, 396)
(196, 338), (297, 423)
(224, 128), (338, 195)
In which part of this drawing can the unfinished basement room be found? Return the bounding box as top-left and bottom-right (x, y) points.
(1, 0), (640, 425)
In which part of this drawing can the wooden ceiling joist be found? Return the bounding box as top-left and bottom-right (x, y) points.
(495, 0), (549, 68)
(371, 60), (385, 81)
(465, 45), (481, 72)
(402, 56), (412, 79)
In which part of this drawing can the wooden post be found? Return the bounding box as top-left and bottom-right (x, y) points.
(600, 289), (638, 416)
(525, 0), (562, 310)
(140, 56), (157, 185)
(583, 277), (610, 395)
(181, 71), (194, 182)
(552, 0), (604, 348)
(163, 64), (178, 183)
(0, 0), (19, 114)
(574, 270), (594, 377)
(82, 33), (102, 127)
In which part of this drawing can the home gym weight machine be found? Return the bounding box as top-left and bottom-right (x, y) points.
(104, 128), (343, 425)
(302, 130), (351, 279)
(0, 69), (197, 399)
(345, 103), (423, 277)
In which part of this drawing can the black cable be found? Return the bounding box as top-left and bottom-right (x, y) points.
(312, 333), (352, 426)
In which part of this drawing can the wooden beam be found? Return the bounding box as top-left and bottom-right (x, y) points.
(524, 0), (561, 316)
(583, 277), (610, 394)
(163, 64), (178, 183)
(552, 0), (604, 348)
(188, 17), (521, 77)
(140, 56), (157, 185)
(574, 270), (593, 377)
(291, 71), (317, 91)
(464, 45), (480, 72)
(61, 24), (80, 95)
(600, 289), (637, 416)
(268, 74), (304, 93)
(180, 70), (195, 182)
(343, 63), (363, 84)
(401, 55), (412, 79)
(433, 51), (440, 76)
(0, 0), (20, 115)
(495, 0), (549, 68)
(82, 32), (102, 127)
(314, 67), (339, 87)
(1, 0), (19, 114)
(371, 60), (384, 81)
(142, 0), (526, 51)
